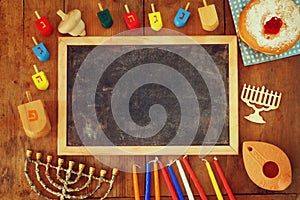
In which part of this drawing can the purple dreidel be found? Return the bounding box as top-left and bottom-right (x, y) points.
(31, 36), (50, 62)
(174, 2), (191, 27)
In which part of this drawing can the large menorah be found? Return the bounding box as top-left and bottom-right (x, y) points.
(24, 150), (118, 200)
(241, 84), (282, 124)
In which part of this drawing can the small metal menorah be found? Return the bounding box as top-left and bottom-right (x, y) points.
(24, 150), (118, 200)
(241, 84), (282, 124)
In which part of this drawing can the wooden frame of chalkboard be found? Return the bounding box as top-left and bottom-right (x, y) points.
(58, 36), (238, 155)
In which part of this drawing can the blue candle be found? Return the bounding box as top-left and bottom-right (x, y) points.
(168, 165), (184, 200)
(145, 163), (151, 200)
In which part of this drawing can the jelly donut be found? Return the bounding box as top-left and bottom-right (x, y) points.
(238, 0), (300, 54)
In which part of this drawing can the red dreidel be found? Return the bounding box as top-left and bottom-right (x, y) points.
(32, 36), (50, 62)
(32, 64), (49, 90)
(97, 2), (113, 28)
(34, 11), (53, 36)
(123, 4), (140, 30)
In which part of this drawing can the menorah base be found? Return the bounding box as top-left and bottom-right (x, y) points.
(245, 113), (266, 124)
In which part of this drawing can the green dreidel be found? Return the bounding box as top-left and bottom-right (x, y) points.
(97, 2), (113, 28)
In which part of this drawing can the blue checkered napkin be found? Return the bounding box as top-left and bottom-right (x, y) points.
(228, 0), (300, 66)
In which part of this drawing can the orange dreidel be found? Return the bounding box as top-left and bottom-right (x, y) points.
(32, 64), (49, 90)
(57, 9), (86, 36)
(198, 0), (219, 31)
(97, 2), (113, 28)
(34, 11), (53, 36)
(123, 4), (140, 30)
(17, 91), (51, 138)
(148, 3), (163, 31)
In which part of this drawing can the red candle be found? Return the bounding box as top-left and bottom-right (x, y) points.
(182, 156), (207, 200)
(158, 161), (179, 200)
(213, 157), (235, 200)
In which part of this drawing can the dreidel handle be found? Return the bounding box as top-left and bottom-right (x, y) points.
(26, 91), (33, 102)
(203, 0), (207, 6)
(33, 64), (39, 74)
(151, 3), (156, 13)
(124, 4), (130, 14)
(185, 2), (191, 10)
(34, 11), (41, 19)
(98, 2), (104, 11)
(32, 36), (38, 46)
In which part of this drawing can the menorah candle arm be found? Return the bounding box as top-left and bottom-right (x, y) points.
(56, 166), (68, 186)
(97, 175), (118, 200)
(65, 174), (94, 193)
(34, 160), (63, 198)
(64, 171), (83, 186)
(45, 165), (63, 190)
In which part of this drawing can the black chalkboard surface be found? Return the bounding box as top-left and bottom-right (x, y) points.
(58, 36), (238, 155)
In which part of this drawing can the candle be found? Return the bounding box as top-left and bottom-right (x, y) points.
(203, 159), (224, 200)
(168, 164), (185, 200)
(154, 161), (160, 200)
(132, 164), (141, 200)
(213, 157), (235, 200)
(176, 160), (194, 200)
(158, 161), (179, 200)
(145, 163), (151, 200)
(182, 156), (207, 200)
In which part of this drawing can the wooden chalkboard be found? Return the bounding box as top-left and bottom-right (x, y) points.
(58, 36), (238, 155)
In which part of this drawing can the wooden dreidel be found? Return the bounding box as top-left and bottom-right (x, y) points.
(123, 4), (140, 30)
(243, 141), (292, 191)
(57, 9), (86, 36)
(97, 3), (113, 28)
(34, 11), (52, 36)
(198, 0), (219, 31)
(17, 91), (51, 138)
(148, 3), (163, 31)
(174, 2), (191, 28)
(32, 36), (50, 62)
(32, 64), (49, 90)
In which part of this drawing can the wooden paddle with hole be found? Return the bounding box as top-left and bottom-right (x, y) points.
(242, 141), (292, 191)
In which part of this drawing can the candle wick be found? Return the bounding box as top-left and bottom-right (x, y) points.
(168, 159), (177, 166)
(213, 156), (218, 161)
(134, 164), (142, 168)
(183, 155), (188, 159)
(202, 159), (208, 163)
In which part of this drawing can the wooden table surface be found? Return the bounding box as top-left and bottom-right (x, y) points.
(0, 0), (299, 199)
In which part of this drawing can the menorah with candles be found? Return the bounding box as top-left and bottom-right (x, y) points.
(24, 150), (118, 200)
(241, 84), (282, 124)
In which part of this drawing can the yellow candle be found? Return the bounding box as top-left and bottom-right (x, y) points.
(154, 161), (160, 200)
(203, 159), (224, 200)
(132, 164), (140, 200)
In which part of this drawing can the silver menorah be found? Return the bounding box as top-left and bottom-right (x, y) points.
(241, 84), (282, 124)
(24, 150), (118, 200)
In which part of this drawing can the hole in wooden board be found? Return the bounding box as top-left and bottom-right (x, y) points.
(263, 161), (279, 178)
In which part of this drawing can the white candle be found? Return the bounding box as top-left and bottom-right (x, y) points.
(176, 160), (195, 200)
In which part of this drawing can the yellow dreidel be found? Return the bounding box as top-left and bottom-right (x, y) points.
(17, 91), (51, 138)
(32, 64), (49, 90)
(148, 3), (163, 31)
(198, 0), (219, 31)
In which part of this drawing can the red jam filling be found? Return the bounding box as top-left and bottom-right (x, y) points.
(264, 17), (283, 35)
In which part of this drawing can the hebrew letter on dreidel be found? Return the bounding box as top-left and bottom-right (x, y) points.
(28, 110), (38, 121)
(241, 84), (282, 124)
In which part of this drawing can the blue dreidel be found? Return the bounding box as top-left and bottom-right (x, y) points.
(31, 36), (50, 62)
(174, 2), (191, 28)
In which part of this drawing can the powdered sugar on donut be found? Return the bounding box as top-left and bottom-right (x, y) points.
(245, 0), (300, 50)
